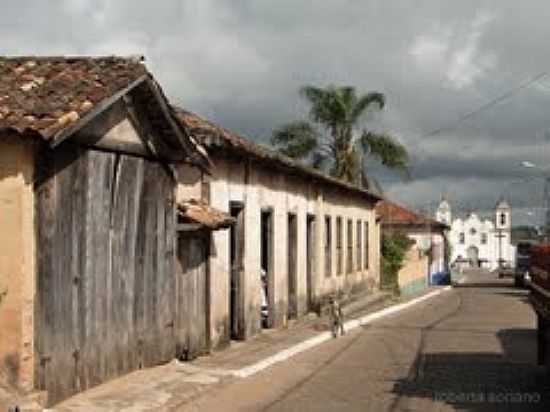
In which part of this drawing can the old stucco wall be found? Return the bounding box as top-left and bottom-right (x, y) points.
(0, 135), (35, 390)
(397, 245), (428, 295)
(200, 155), (380, 348)
(407, 230), (447, 279)
(176, 163), (203, 202)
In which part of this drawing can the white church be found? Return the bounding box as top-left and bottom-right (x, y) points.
(435, 198), (516, 270)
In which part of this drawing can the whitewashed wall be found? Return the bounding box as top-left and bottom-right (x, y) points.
(201, 155), (380, 348)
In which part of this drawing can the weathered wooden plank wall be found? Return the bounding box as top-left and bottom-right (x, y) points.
(36, 144), (177, 405)
(175, 231), (209, 360)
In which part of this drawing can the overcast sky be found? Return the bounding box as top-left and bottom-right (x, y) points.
(3, 0), (550, 225)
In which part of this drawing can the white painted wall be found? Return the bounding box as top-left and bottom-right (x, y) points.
(202, 155), (380, 348)
(447, 214), (514, 270)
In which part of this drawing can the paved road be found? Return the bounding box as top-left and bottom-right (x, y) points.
(180, 271), (550, 411)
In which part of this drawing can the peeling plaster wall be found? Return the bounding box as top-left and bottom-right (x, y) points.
(203, 155), (380, 349)
(0, 135), (35, 390)
(408, 231), (447, 276)
(176, 163), (203, 202)
(397, 245), (429, 295)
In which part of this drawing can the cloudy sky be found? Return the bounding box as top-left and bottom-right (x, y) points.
(3, 0), (550, 225)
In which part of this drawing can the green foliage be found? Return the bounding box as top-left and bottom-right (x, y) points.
(361, 132), (410, 178)
(381, 232), (414, 294)
(271, 85), (409, 188)
(271, 121), (318, 159)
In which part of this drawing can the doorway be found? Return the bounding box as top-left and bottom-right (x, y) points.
(287, 213), (298, 320)
(467, 245), (480, 268)
(229, 202), (245, 340)
(306, 215), (315, 312)
(176, 230), (210, 360)
(261, 209), (274, 328)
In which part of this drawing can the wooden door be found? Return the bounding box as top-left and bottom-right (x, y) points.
(176, 232), (209, 359)
(306, 215), (315, 312)
(287, 214), (298, 319)
(229, 203), (245, 339)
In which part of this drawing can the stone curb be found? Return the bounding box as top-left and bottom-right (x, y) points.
(222, 286), (452, 379)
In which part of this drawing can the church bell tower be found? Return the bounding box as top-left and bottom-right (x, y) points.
(495, 198), (511, 268)
(436, 197), (452, 226)
(495, 199), (511, 231)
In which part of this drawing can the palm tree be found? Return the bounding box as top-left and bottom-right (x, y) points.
(271, 85), (408, 190)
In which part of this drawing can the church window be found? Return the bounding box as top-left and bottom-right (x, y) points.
(481, 233), (487, 244)
(459, 232), (465, 244)
(500, 213), (506, 226)
(469, 228), (477, 236)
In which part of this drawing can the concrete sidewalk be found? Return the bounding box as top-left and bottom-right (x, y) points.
(24, 287), (447, 411)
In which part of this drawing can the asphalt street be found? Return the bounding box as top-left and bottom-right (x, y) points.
(180, 271), (550, 412)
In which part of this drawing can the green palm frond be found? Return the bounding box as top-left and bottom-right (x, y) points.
(271, 120), (318, 159)
(300, 86), (333, 125)
(361, 131), (410, 177)
(272, 85), (407, 188)
(351, 92), (385, 123)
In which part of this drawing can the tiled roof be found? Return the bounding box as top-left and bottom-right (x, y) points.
(177, 199), (235, 230)
(175, 108), (382, 203)
(377, 200), (447, 229)
(0, 56), (147, 139)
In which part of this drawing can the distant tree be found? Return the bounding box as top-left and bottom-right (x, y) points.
(272, 85), (409, 189)
(381, 232), (414, 295)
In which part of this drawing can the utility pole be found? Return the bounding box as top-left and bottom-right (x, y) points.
(495, 228), (505, 268)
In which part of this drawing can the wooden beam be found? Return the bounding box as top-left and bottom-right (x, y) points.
(144, 78), (211, 171)
(122, 93), (178, 181)
(50, 75), (149, 148)
(177, 223), (204, 232)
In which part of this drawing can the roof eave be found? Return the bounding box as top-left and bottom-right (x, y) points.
(206, 142), (383, 204)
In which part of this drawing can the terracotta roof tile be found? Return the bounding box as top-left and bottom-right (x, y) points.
(377, 200), (447, 229)
(178, 199), (235, 230)
(0, 56), (147, 139)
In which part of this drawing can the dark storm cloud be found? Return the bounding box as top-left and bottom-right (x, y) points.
(3, 0), (550, 222)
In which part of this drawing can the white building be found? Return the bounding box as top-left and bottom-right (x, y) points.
(435, 198), (515, 270)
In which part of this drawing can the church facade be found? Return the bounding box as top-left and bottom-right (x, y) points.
(435, 199), (515, 270)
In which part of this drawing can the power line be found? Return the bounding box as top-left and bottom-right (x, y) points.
(421, 71), (549, 139)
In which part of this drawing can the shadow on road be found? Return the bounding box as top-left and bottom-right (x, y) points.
(391, 328), (550, 411)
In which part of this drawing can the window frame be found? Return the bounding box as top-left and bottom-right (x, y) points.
(356, 220), (362, 271)
(324, 216), (332, 278)
(364, 221), (369, 269)
(336, 216), (343, 275)
(347, 219), (353, 274)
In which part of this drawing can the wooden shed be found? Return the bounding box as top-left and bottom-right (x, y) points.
(0, 56), (209, 405)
